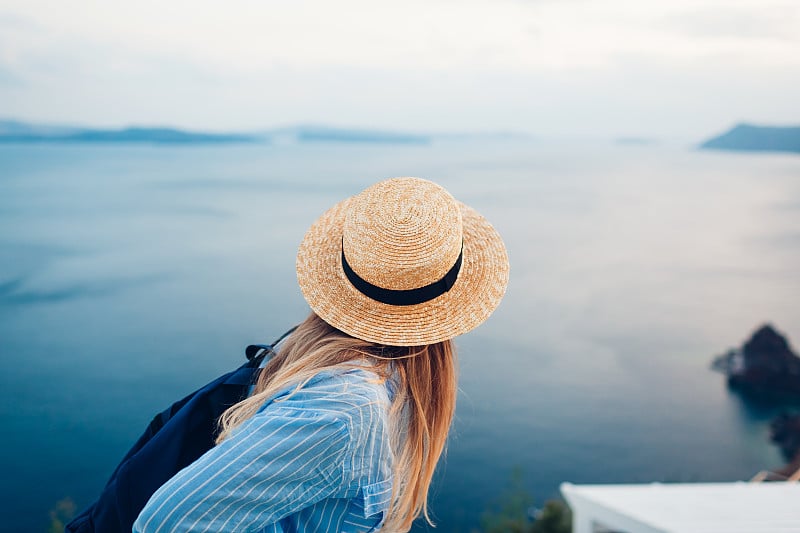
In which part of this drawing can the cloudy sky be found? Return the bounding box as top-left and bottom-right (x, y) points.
(1, 0), (798, 138)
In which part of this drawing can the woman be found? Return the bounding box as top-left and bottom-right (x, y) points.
(133, 177), (509, 532)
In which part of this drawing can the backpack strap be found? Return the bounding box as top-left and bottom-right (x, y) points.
(245, 325), (299, 362)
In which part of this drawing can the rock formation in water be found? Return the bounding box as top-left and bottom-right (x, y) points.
(771, 413), (800, 460)
(714, 325), (800, 478)
(771, 413), (800, 478)
(712, 324), (800, 401)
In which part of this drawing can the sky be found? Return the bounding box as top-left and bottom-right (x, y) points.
(1, 0), (798, 139)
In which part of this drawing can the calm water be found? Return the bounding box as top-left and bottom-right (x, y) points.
(1, 140), (798, 532)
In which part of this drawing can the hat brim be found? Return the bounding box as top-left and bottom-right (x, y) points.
(296, 195), (509, 346)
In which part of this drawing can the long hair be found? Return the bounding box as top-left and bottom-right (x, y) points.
(216, 313), (458, 531)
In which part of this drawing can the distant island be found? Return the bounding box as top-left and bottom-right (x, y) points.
(275, 125), (429, 144)
(700, 123), (800, 154)
(0, 120), (259, 144)
(0, 120), (435, 145)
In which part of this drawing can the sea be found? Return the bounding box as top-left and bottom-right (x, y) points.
(1, 139), (798, 532)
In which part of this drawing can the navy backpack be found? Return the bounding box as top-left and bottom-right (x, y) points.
(66, 328), (295, 533)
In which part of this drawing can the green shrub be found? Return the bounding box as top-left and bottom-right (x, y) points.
(480, 470), (572, 533)
(48, 497), (76, 533)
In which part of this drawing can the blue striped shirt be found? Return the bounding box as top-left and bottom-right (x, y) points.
(133, 366), (394, 533)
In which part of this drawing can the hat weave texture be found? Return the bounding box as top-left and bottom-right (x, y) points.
(296, 177), (509, 346)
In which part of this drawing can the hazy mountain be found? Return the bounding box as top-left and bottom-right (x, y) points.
(0, 121), (260, 144)
(700, 123), (800, 154)
(0, 120), (437, 145)
(265, 125), (430, 144)
(0, 119), (81, 137)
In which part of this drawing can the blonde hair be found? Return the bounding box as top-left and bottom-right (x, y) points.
(216, 313), (457, 531)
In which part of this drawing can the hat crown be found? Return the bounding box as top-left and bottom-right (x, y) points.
(343, 178), (463, 291)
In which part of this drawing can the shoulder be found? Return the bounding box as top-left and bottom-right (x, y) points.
(262, 366), (391, 430)
(260, 366), (393, 479)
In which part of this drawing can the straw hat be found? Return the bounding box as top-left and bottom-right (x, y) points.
(296, 177), (509, 346)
